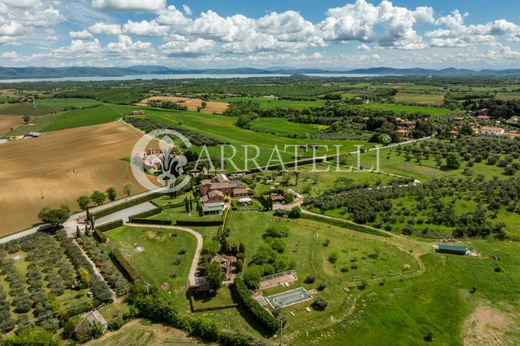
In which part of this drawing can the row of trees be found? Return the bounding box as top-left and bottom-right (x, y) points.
(306, 176), (519, 238)
(78, 235), (129, 296)
(77, 187), (117, 210)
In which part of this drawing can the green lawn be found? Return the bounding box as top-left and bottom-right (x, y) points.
(249, 117), (327, 137)
(107, 226), (197, 313)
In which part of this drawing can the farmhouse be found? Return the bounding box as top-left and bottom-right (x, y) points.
(435, 244), (469, 255)
(199, 174), (253, 199)
(478, 126), (506, 136)
(201, 190), (224, 204)
(270, 193), (284, 204)
(397, 129), (411, 138)
(130, 110), (145, 116)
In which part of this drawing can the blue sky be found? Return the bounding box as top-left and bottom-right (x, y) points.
(1, 0), (520, 69)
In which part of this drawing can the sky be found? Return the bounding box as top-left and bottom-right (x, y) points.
(1, 0), (520, 69)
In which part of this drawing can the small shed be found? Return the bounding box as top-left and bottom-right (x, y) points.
(436, 244), (468, 256)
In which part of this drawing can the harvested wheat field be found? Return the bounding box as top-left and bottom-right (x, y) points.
(0, 115), (23, 136)
(138, 96), (229, 114)
(0, 122), (146, 236)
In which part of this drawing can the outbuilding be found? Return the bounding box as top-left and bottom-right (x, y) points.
(202, 202), (225, 216)
(435, 244), (469, 256)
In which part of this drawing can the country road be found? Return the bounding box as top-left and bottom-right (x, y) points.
(0, 188), (166, 245)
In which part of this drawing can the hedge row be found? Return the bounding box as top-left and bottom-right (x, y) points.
(176, 220), (223, 227)
(300, 212), (391, 237)
(96, 219), (124, 232)
(96, 219), (123, 232)
(92, 192), (164, 219)
(161, 201), (186, 209)
(131, 290), (265, 346)
(111, 249), (142, 282)
(93, 229), (107, 243)
(232, 277), (279, 336)
(128, 207), (162, 219)
(189, 296), (237, 312)
(129, 218), (172, 225)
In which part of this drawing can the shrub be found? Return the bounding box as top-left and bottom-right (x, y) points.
(264, 225), (289, 238)
(312, 297), (328, 311)
(305, 274), (316, 284)
(317, 282), (327, 291)
(328, 252), (338, 264)
(236, 258), (244, 273)
(242, 267), (262, 289)
(288, 207), (301, 219)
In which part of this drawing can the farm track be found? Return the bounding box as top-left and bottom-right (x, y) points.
(125, 223), (203, 287)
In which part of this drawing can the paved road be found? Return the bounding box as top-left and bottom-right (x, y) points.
(0, 188), (166, 244)
(95, 202), (156, 226)
(125, 223), (203, 287)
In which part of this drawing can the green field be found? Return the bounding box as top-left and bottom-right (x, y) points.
(107, 226), (197, 313)
(142, 108), (370, 169)
(0, 98), (102, 117)
(213, 97), (326, 110)
(395, 92), (444, 105)
(294, 240), (520, 345)
(249, 117), (327, 137)
(360, 103), (457, 116)
(42, 104), (134, 131)
(495, 93), (520, 100)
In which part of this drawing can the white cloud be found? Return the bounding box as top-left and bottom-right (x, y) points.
(182, 4), (192, 16)
(88, 22), (122, 35)
(1, 51), (18, 59)
(156, 5), (192, 27)
(107, 34), (152, 52)
(92, 0), (165, 12)
(70, 30), (94, 40)
(161, 37), (214, 57)
(358, 43), (371, 51)
(427, 11), (520, 47)
(122, 20), (169, 36)
(320, 0), (433, 49)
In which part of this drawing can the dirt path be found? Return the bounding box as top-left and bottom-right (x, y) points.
(125, 223), (203, 287)
(72, 239), (116, 301)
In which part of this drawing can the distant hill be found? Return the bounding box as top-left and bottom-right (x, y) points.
(1, 65), (520, 80)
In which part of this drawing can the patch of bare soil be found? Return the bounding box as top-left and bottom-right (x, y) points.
(0, 122), (145, 235)
(462, 304), (517, 346)
(137, 96), (229, 114)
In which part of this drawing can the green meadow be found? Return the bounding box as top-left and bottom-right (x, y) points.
(213, 96), (326, 110)
(249, 117), (327, 137)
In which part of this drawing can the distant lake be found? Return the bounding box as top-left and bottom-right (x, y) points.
(0, 73), (382, 83)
